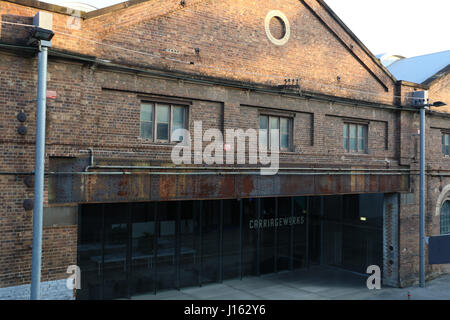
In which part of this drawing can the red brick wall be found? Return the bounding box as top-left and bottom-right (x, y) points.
(1, 0), (396, 104)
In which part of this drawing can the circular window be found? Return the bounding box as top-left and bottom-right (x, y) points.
(265, 10), (290, 46)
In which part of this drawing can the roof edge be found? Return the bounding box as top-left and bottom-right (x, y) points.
(422, 64), (450, 86)
(3, 0), (88, 16)
(83, 0), (152, 19)
(317, 0), (398, 83)
(396, 80), (429, 90)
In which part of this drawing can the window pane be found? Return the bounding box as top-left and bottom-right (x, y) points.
(140, 103), (153, 122)
(344, 124), (349, 150)
(140, 122), (153, 139)
(441, 201), (450, 234)
(259, 129), (268, 148)
(280, 118), (289, 149)
(260, 116), (268, 130)
(157, 123), (169, 140)
(259, 116), (268, 148)
(442, 135), (445, 154)
(446, 134), (449, 155)
(349, 124), (357, 151)
(270, 117), (279, 130)
(157, 104), (170, 123)
(358, 125), (365, 151)
(171, 106), (185, 142)
(270, 117), (279, 148)
(156, 105), (170, 140)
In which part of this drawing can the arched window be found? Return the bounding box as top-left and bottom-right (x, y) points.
(441, 200), (450, 234)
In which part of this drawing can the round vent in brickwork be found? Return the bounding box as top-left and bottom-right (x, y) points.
(265, 10), (290, 46)
(23, 199), (34, 211)
(24, 176), (34, 188)
(269, 17), (286, 40)
(17, 125), (27, 135)
(17, 112), (27, 122)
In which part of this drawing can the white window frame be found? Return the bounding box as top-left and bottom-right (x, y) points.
(140, 102), (188, 143)
(344, 122), (368, 154)
(259, 114), (292, 151)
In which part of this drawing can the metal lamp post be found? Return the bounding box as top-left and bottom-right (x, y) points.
(28, 25), (54, 300)
(418, 100), (446, 288)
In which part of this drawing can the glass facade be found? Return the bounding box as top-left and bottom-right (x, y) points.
(77, 194), (384, 299)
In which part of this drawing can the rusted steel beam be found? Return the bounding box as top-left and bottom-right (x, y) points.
(49, 171), (410, 204)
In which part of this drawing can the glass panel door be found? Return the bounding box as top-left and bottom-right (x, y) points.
(222, 199), (240, 280)
(202, 200), (221, 284)
(102, 204), (129, 299)
(155, 202), (177, 292)
(77, 204), (103, 300)
(242, 198), (258, 277)
(277, 197), (291, 271)
(130, 203), (155, 296)
(179, 201), (200, 288)
(260, 198), (276, 274)
(293, 197), (307, 268)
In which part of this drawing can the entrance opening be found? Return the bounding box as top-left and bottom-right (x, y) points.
(77, 194), (383, 299)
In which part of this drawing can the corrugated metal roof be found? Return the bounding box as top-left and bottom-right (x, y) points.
(387, 50), (450, 84)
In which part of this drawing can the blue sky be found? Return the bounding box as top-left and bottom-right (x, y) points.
(45, 0), (450, 58)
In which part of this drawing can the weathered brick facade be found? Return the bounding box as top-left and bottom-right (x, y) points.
(0, 0), (449, 296)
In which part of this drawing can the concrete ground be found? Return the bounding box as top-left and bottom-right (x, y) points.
(129, 266), (450, 300)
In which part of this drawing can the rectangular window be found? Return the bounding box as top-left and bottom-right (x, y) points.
(259, 115), (268, 148)
(259, 115), (292, 151)
(344, 123), (368, 153)
(442, 133), (450, 156)
(140, 103), (187, 142)
(156, 104), (170, 141)
(140, 103), (153, 140)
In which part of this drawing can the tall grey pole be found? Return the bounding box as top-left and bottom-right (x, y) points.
(419, 106), (426, 288)
(30, 43), (49, 300)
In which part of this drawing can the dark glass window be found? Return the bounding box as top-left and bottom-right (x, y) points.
(222, 199), (240, 280)
(442, 133), (450, 156)
(102, 204), (129, 299)
(293, 197), (307, 269)
(77, 204), (103, 300)
(242, 199), (258, 277)
(179, 201), (200, 288)
(441, 200), (450, 234)
(155, 201), (177, 291)
(130, 203), (155, 296)
(277, 197), (291, 271)
(260, 198), (276, 274)
(202, 200), (221, 284)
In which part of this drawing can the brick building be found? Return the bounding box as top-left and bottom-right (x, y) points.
(0, 0), (449, 299)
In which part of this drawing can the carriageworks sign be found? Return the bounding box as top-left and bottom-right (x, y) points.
(249, 215), (305, 229)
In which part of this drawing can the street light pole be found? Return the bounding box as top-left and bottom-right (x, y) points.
(27, 18), (54, 299)
(417, 100), (446, 288)
(30, 41), (50, 300)
(419, 106), (425, 288)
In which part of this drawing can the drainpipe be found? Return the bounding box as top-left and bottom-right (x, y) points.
(84, 147), (94, 172)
